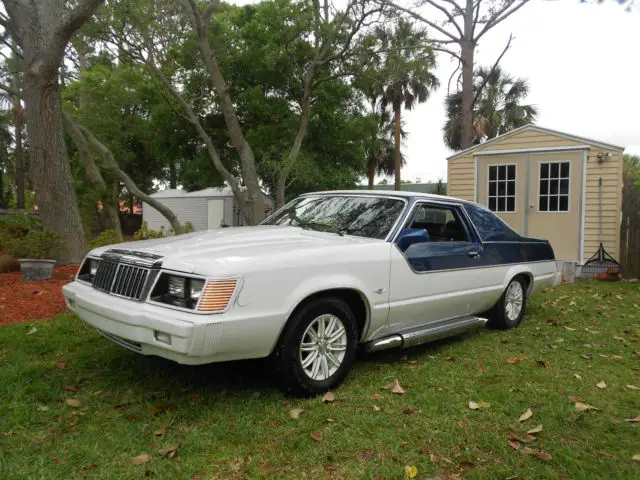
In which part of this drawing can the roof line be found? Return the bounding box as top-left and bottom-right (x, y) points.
(446, 124), (625, 160)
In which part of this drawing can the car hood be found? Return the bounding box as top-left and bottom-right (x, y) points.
(90, 226), (380, 274)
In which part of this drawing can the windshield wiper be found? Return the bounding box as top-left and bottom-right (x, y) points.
(296, 221), (345, 236)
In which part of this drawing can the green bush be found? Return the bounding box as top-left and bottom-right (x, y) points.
(133, 221), (165, 241)
(0, 214), (41, 254)
(7, 228), (63, 259)
(88, 229), (122, 251)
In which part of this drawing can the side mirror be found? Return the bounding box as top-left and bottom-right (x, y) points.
(396, 228), (430, 252)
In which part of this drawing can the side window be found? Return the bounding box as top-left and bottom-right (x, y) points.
(464, 202), (521, 241)
(409, 204), (470, 242)
(488, 164), (516, 213)
(539, 161), (570, 212)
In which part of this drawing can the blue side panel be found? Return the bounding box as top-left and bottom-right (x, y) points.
(482, 242), (555, 264)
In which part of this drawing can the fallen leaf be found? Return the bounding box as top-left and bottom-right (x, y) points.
(325, 464), (336, 472)
(519, 408), (533, 422)
(326, 418), (335, 423)
(564, 326), (576, 331)
(613, 336), (627, 343)
(372, 405), (380, 412)
(390, 379), (405, 395)
(131, 454), (151, 465)
(575, 402), (599, 412)
(581, 353), (593, 360)
(158, 445), (178, 459)
(289, 408), (304, 419)
(65, 399), (81, 408)
(507, 432), (535, 444)
(26, 326), (37, 335)
(633, 454), (640, 462)
(372, 393), (383, 400)
(527, 424), (543, 434)
(574, 374), (582, 380)
(321, 392), (336, 403)
(585, 328), (600, 334)
(625, 416), (640, 423)
(469, 401), (491, 410)
(505, 357), (522, 364)
(154, 426), (166, 437)
(596, 381), (607, 389)
(626, 385), (639, 390)
(311, 431), (323, 442)
(508, 439), (521, 450)
(404, 465), (418, 479)
(37, 405), (49, 412)
(55, 362), (66, 370)
(616, 294), (624, 300)
(598, 354), (610, 360)
(611, 355), (623, 361)
(569, 395), (584, 403)
(535, 360), (547, 368)
(522, 448), (552, 462)
(62, 385), (79, 393)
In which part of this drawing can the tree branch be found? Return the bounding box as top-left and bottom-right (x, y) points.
(432, 45), (463, 62)
(475, 0), (531, 41)
(381, 0), (460, 42)
(57, 0), (105, 42)
(471, 34), (512, 106)
(423, 0), (463, 38)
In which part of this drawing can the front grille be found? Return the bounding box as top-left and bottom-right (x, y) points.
(93, 260), (149, 300)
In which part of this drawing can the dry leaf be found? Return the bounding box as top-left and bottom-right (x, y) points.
(574, 374), (582, 380)
(632, 454), (640, 462)
(625, 385), (639, 390)
(26, 326), (37, 335)
(505, 357), (522, 364)
(575, 402), (599, 412)
(535, 360), (547, 368)
(289, 408), (304, 419)
(527, 424), (543, 434)
(522, 448), (552, 462)
(519, 408), (533, 422)
(596, 381), (607, 389)
(585, 328), (600, 334)
(404, 465), (418, 479)
(613, 336), (627, 343)
(55, 361), (66, 370)
(131, 454), (151, 465)
(390, 379), (405, 395)
(37, 405), (49, 412)
(564, 326), (576, 331)
(311, 431), (323, 442)
(321, 392), (336, 403)
(508, 439), (521, 450)
(158, 445), (178, 459)
(625, 416), (640, 423)
(569, 395), (584, 403)
(154, 426), (166, 437)
(65, 398), (81, 408)
(581, 353), (593, 360)
(373, 393), (383, 400)
(469, 401), (491, 410)
(372, 405), (380, 412)
(326, 418), (335, 423)
(507, 432), (535, 444)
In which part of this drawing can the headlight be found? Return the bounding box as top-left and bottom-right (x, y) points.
(77, 257), (100, 283)
(150, 274), (207, 310)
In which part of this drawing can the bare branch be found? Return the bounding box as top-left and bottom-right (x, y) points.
(432, 45), (462, 62)
(447, 60), (462, 95)
(381, 0), (460, 42)
(423, 0), (463, 38)
(471, 34), (512, 106)
(475, 0), (531, 41)
(57, 0), (105, 42)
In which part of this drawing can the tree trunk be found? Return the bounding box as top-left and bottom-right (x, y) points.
(169, 160), (177, 189)
(368, 163), (375, 189)
(393, 103), (402, 191)
(13, 96), (25, 209)
(460, 0), (475, 150)
(23, 76), (87, 264)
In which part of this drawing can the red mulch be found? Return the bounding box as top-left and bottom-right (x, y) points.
(0, 265), (79, 325)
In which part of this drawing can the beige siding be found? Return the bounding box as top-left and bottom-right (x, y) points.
(583, 148), (623, 260)
(475, 130), (583, 153)
(447, 155), (475, 201)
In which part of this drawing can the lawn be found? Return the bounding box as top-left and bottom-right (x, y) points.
(1, 281), (639, 479)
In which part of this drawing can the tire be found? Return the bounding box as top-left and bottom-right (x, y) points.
(272, 296), (359, 397)
(486, 276), (527, 330)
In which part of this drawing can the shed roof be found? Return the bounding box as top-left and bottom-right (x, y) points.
(446, 124), (625, 161)
(357, 182), (447, 194)
(149, 186), (234, 199)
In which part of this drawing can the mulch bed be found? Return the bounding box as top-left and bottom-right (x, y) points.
(0, 265), (78, 325)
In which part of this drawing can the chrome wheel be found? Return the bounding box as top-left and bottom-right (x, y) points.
(505, 280), (524, 321)
(299, 314), (347, 381)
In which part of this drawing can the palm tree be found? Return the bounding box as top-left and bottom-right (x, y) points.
(363, 105), (407, 189)
(376, 20), (439, 190)
(444, 65), (538, 151)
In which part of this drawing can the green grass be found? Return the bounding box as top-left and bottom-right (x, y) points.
(1, 281), (639, 479)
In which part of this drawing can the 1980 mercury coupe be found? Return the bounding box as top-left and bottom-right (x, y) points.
(63, 191), (558, 395)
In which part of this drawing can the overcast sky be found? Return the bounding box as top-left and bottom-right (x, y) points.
(400, 0), (640, 183)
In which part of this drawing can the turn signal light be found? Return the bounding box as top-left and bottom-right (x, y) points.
(197, 279), (237, 313)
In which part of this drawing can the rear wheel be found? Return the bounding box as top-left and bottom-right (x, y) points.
(486, 276), (527, 329)
(272, 297), (358, 397)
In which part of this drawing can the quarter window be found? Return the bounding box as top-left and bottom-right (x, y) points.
(539, 161), (570, 212)
(488, 164), (516, 213)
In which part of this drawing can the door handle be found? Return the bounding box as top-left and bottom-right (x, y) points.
(468, 250), (480, 258)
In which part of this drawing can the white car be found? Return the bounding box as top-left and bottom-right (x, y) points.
(63, 191), (557, 396)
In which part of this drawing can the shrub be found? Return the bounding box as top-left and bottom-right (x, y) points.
(7, 228), (63, 259)
(133, 221), (165, 241)
(0, 214), (41, 254)
(88, 229), (122, 251)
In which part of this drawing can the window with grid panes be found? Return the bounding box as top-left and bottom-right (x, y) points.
(539, 161), (570, 212)
(487, 164), (516, 213)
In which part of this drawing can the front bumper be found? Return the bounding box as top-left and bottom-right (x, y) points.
(62, 281), (281, 365)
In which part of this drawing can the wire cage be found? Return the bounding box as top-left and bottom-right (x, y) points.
(578, 242), (622, 279)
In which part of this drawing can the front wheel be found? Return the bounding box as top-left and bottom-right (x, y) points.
(272, 297), (358, 397)
(486, 277), (527, 329)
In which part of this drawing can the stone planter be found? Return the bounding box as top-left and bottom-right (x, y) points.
(19, 259), (56, 281)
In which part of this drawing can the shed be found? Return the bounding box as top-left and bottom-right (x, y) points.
(142, 187), (274, 232)
(358, 182), (447, 194)
(447, 124), (624, 264)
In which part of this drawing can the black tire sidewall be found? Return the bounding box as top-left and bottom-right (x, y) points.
(487, 277), (527, 329)
(275, 297), (358, 397)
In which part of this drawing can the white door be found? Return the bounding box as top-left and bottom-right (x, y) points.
(207, 199), (224, 229)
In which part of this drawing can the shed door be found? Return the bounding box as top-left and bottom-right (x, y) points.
(526, 152), (583, 262)
(207, 199), (224, 229)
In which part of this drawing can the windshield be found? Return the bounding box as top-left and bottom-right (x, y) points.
(262, 195), (406, 240)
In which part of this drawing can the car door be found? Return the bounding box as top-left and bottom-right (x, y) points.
(386, 201), (497, 332)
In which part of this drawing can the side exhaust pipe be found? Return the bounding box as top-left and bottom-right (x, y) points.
(364, 316), (488, 353)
